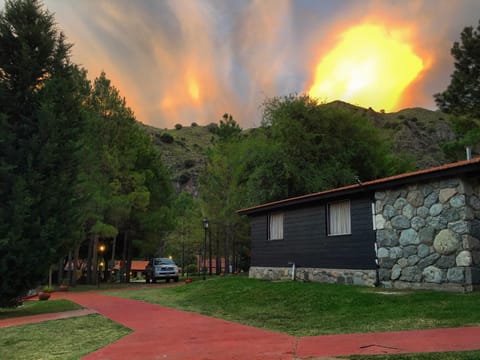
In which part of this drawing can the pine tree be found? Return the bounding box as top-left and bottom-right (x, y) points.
(0, 0), (85, 306)
(435, 20), (480, 118)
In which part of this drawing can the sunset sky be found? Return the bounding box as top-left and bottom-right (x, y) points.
(41, 0), (480, 129)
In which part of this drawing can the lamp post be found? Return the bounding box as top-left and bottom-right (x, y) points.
(98, 244), (105, 288)
(203, 218), (209, 280)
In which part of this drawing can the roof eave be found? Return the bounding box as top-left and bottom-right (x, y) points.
(237, 159), (480, 216)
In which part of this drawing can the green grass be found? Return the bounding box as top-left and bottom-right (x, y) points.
(0, 314), (131, 360)
(0, 300), (82, 320)
(351, 351), (480, 360)
(111, 276), (480, 337)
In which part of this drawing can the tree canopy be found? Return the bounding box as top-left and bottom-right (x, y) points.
(0, 0), (173, 305)
(0, 0), (84, 306)
(434, 19), (480, 119)
(257, 94), (412, 200)
(434, 19), (480, 160)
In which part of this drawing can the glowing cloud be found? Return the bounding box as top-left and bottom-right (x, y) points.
(41, 0), (480, 127)
(188, 77), (200, 102)
(308, 24), (425, 111)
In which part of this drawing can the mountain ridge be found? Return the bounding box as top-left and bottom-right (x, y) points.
(143, 102), (458, 196)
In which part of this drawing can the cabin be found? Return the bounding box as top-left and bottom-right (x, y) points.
(238, 158), (480, 292)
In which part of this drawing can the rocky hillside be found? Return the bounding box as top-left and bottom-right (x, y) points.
(144, 103), (458, 196)
(327, 101), (458, 169)
(143, 123), (216, 196)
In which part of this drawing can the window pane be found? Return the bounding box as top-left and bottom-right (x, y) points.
(269, 212), (284, 240)
(329, 200), (351, 235)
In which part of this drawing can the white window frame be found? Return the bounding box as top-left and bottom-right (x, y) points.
(268, 212), (284, 240)
(327, 200), (351, 236)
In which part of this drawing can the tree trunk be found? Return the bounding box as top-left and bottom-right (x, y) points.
(125, 231), (132, 283)
(111, 233), (117, 270)
(86, 235), (93, 284)
(216, 228), (220, 274)
(73, 245), (80, 286)
(57, 256), (63, 285)
(225, 224), (230, 274)
(67, 250), (73, 286)
(92, 234), (99, 285)
(209, 228), (212, 276)
(121, 231), (128, 283)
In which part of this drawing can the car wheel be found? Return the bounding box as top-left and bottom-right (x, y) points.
(174, 277), (179, 282)
(152, 278), (157, 283)
(166, 278), (170, 283)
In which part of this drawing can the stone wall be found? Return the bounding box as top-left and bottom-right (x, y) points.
(375, 177), (480, 292)
(249, 266), (377, 286)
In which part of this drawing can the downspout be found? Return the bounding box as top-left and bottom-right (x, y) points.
(374, 242), (380, 287)
(372, 200), (380, 287)
(466, 146), (472, 161)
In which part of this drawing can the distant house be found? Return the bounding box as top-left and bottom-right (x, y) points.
(114, 260), (149, 279)
(238, 158), (480, 292)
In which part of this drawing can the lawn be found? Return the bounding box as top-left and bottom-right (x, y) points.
(350, 352), (480, 360)
(0, 314), (131, 360)
(0, 299), (81, 320)
(111, 276), (480, 337)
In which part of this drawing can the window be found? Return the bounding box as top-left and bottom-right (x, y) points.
(328, 200), (351, 235)
(268, 212), (284, 240)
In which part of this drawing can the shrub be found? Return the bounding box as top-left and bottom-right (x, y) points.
(184, 159), (196, 169)
(206, 122), (218, 134)
(178, 172), (191, 184)
(159, 133), (174, 144)
(186, 264), (198, 274)
(191, 122), (198, 127)
(175, 123), (183, 130)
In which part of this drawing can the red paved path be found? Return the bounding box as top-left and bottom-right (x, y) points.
(2, 289), (480, 359)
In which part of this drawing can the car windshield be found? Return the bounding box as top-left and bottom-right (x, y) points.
(153, 258), (174, 266)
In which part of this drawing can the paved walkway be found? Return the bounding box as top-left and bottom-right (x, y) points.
(2, 289), (480, 359)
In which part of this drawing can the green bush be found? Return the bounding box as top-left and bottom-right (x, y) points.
(184, 159), (195, 169)
(178, 172), (191, 184)
(159, 133), (174, 144)
(175, 123), (183, 130)
(186, 264), (197, 274)
(206, 122), (218, 134)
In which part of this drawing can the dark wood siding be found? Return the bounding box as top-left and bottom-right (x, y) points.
(250, 194), (376, 270)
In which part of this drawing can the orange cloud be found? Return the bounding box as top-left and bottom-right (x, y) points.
(43, 0), (480, 127)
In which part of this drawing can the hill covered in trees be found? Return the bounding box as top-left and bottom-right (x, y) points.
(147, 101), (459, 197)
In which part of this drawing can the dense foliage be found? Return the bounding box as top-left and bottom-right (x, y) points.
(435, 20), (480, 119)
(0, 0), (173, 306)
(434, 19), (480, 161)
(257, 95), (412, 200)
(197, 97), (412, 274)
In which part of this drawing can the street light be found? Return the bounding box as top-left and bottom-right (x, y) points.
(203, 218), (209, 280)
(98, 244), (106, 288)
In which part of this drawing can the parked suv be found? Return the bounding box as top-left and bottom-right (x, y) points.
(145, 258), (179, 283)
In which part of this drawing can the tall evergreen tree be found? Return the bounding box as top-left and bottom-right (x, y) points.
(81, 72), (174, 283)
(434, 20), (480, 118)
(434, 20), (480, 160)
(200, 115), (249, 273)
(0, 0), (85, 306)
